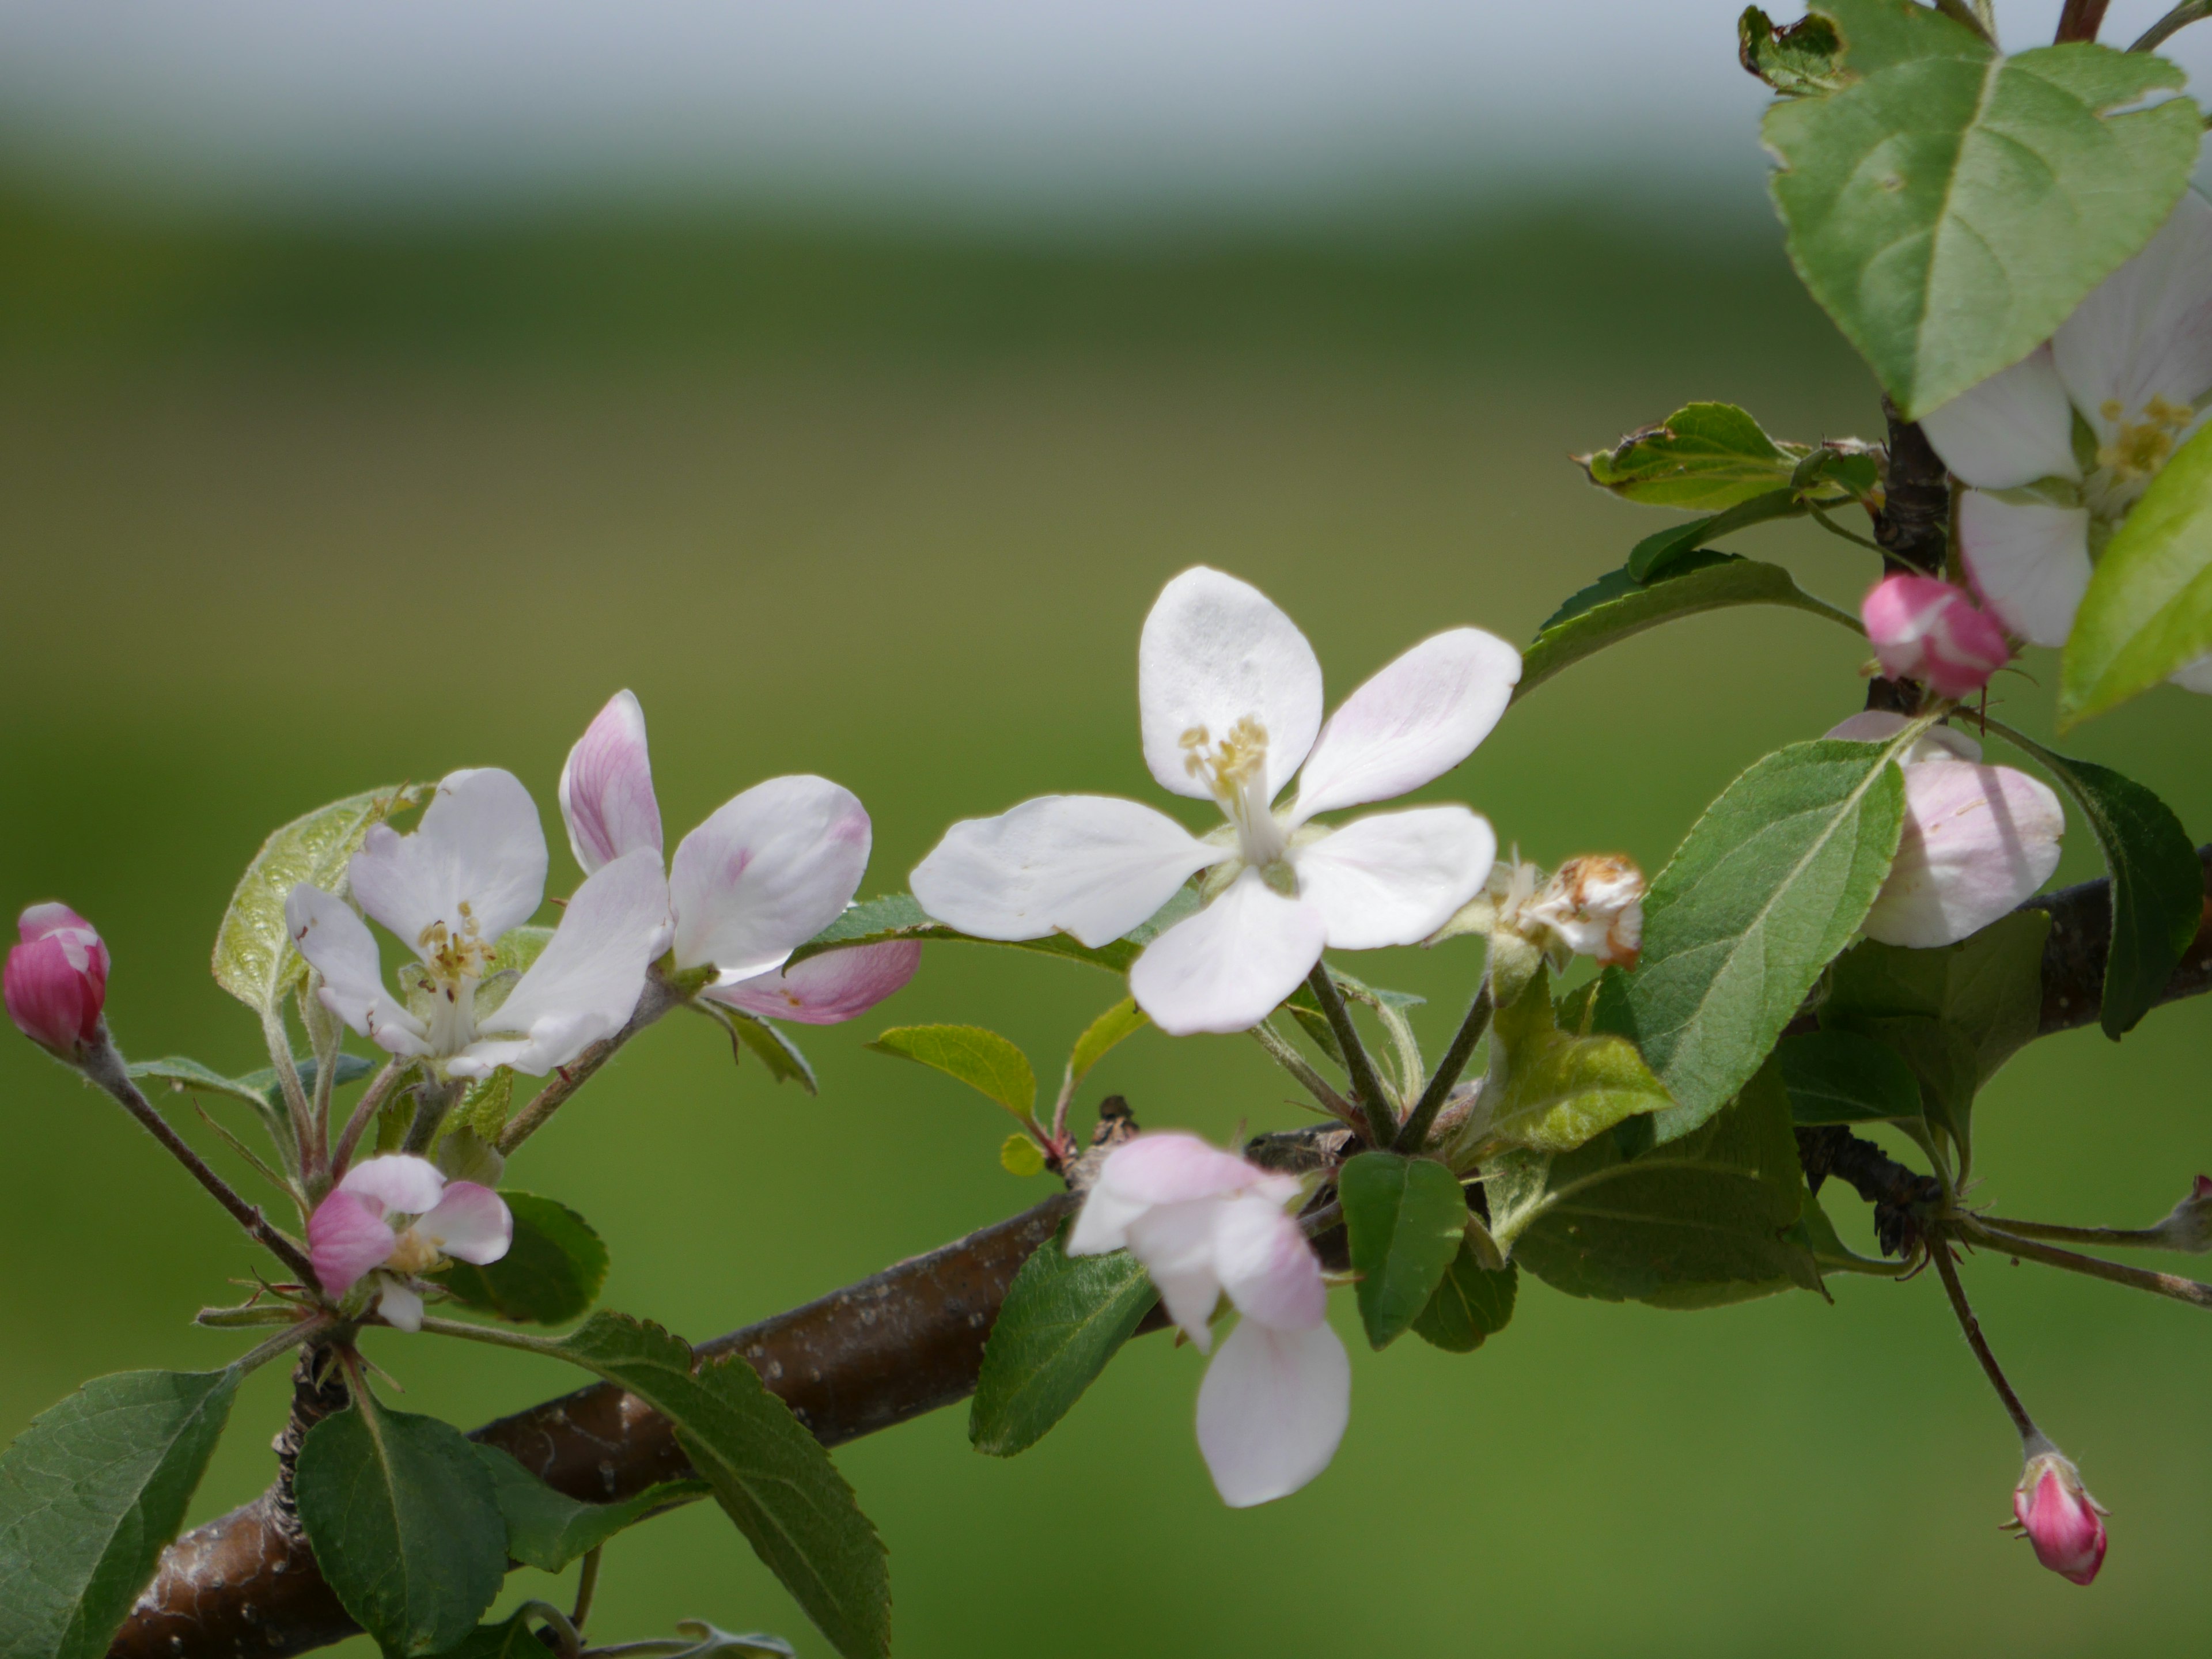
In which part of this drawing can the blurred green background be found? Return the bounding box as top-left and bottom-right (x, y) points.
(6, 153), (2212, 1659)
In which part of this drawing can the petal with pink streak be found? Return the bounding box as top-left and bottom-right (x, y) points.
(1863, 762), (2065, 949)
(337, 1153), (446, 1218)
(1212, 1191), (1327, 1331)
(669, 775), (872, 981)
(1291, 627), (1520, 821)
(309, 1191), (399, 1297)
(415, 1181), (513, 1265)
(1128, 869), (1327, 1037)
(1195, 1317), (1351, 1508)
(559, 690), (664, 876)
(706, 940), (922, 1026)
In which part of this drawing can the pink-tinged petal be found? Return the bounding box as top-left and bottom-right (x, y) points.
(6, 904), (109, 1054)
(2055, 189), (2212, 441)
(1822, 712), (1984, 764)
(1862, 575), (2010, 699)
(706, 940), (921, 1026)
(1921, 344), (2080, 488)
(1863, 762), (2065, 949)
(338, 1153), (446, 1218)
(1128, 869), (1327, 1037)
(910, 794), (1220, 950)
(1195, 1317), (1351, 1508)
(285, 884), (429, 1059)
(1957, 493), (2093, 649)
(1124, 1199), (1231, 1350)
(668, 776), (870, 980)
(415, 1181), (512, 1265)
(308, 1190), (399, 1296)
(2014, 1449), (2108, 1586)
(559, 690), (662, 876)
(350, 768), (548, 954)
(1293, 806), (1496, 950)
(1066, 1131), (1283, 1258)
(459, 848), (667, 1078)
(1291, 628), (1521, 821)
(1213, 1192), (1327, 1331)
(374, 1278), (426, 1334)
(1139, 567), (1324, 804)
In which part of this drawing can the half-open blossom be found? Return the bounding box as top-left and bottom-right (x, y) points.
(5, 904), (109, 1059)
(1522, 855), (1645, 969)
(1919, 190), (2212, 691)
(559, 690), (919, 1024)
(308, 1153), (512, 1332)
(2010, 1441), (2108, 1585)
(911, 568), (1518, 1035)
(286, 768), (669, 1079)
(2152, 1174), (2212, 1253)
(1825, 714), (2063, 949)
(1069, 1132), (1350, 1507)
(1862, 575), (2010, 699)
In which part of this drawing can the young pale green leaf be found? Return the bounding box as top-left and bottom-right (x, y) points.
(1580, 403), (1806, 511)
(706, 1004), (820, 1094)
(1626, 488), (1805, 583)
(2063, 424), (2212, 726)
(0, 1368), (240, 1659)
(438, 1192), (608, 1326)
(1517, 554), (1859, 701)
(471, 1444), (707, 1573)
(548, 1313), (889, 1659)
(1776, 1028), (1922, 1124)
(1740, 6), (1849, 96)
(1593, 737), (1908, 1142)
(970, 1223), (1158, 1457)
(125, 1056), (270, 1108)
(1339, 1152), (1469, 1350)
(866, 1024), (1036, 1118)
(294, 1402), (507, 1658)
(1410, 1239), (1517, 1354)
(212, 785), (425, 1016)
(998, 1132), (1048, 1177)
(1478, 968), (1671, 1154)
(453, 1069), (514, 1142)
(1068, 997), (1149, 1085)
(1988, 726), (2200, 1037)
(1765, 0), (2199, 419)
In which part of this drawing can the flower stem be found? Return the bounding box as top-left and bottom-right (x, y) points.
(498, 968), (684, 1155)
(2130, 0), (2207, 51)
(572, 1548), (602, 1633)
(2056, 0), (2111, 41)
(1395, 978), (1492, 1154)
(1930, 1237), (2040, 1442)
(1972, 1222), (2212, 1310)
(232, 1314), (336, 1377)
(260, 1007), (313, 1176)
(415, 1312), (570, 1356)
(401, 1075), (463, 1155)
(1248, 1021), (1359, 1127)
(1304, 963), (1395, 1146)
(328, 1058), (412, 1187)
(1974, 1215), (2174, 1251)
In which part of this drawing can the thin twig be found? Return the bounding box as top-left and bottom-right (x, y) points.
(1248, 1021), (1359, 1126)
(1972, 1223), (2212, 1310)
(2056, 0), (2111, 42)
(1303, 963), (1394, 1146)
(1930, 1238), (2039, 1441)
(233, 1315), (336, 1377)
(572, 1548), (602, 1632)
(260, 1007), (313, 1176)
(1395, 979), (1493, 1154)
(498, 970), (684, 1154)
(1974, 1215), (2173, 1251)
(329, 1057), (412, 1185)
(2131, 0), (2211, 51)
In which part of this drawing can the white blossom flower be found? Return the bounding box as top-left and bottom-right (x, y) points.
(286, 768), (669, 1080)
(307, 1153), (512, 1332)
(910, 568), (1518, 1035)
(1919, 190), (2212, 690)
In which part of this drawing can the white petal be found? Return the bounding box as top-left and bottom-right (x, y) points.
(1821, 712), (1983, 764)
(374, 1277), (425, 1334)
(910, 794), (1220, 950)
(1957, 492), (2093, 648)
(1068, 1134), (1294, 1257)
(1293, 806), (1497, 950)
(2170, 653), (2212, 694)
(285, 884), (428, 1057)
(338, 1153), (446, 1218)
(1195, 1318), (1351, 1508)
(668, 776), (871, 979)
(1290, 628), (1521, 822)
(1211, 1192), (1327, 1331)
(460, 848), (668, 1077)
(1127, 868), (1326, 1036)
(559, 690), (662, 876)
(350, 768), (548, 955)
(1920, 345), (2080, 488)
(1124, 1199), (1230, 1351)
(414, 1182), (513, 1265)
(1863, 762), (2065, 949)
(2055, 189), (2212, 434)
(1138, 567), (1324, 804)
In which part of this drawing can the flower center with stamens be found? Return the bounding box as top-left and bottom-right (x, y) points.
(1181, 717), (1290, 870)
(385, 1228), (441, 1276)
(2089, 396), (2195, 518)
(416, 900), (497, 1056)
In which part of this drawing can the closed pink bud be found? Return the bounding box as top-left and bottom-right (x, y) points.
(2012, 1447), (2108, 1586)
(1862, 574), (2010, 699)
(5, 903), (110, 1058)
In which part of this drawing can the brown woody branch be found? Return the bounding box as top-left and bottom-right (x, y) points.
(111, 850), (2212, 1658)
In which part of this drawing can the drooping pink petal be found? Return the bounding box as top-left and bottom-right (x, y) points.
(2014, 1449), (2108, 1586)
(706, 940), (922, 1026)
(285, 884), (429, 1059)
(2055, 188), (2212, 447)
(1290, 628), (1520, 821)
(1138, 567), (1324, 805)
(559, 690), (663, 876)
(1861, 575), (2011, 699)
(1124, 1199), (1232, 1351)
(1127, 869), (1327, 1036)
(414, 1181), (513, 1265)
(1920, 344), (2080, 490)
(1293, 806), (1497, 950)
(1067, 1132), (1291, 1258)
(337, 1154), (447, 1218)
(6, 903), (109, 1054)
(349, 768), (548, 955)
(910, 794), (1220, 950)
(1862, 762), (2065, 949)
(1211, 1192), (1327, 1332)
(308, 1190), (399, 1297)
(1194, 1317), (1351, 1508)
(374, 1278), (426, 1334)
(667, 776), (871, 980)
(1956, 493), (2092, 649)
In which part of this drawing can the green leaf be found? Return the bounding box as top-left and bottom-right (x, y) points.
(1339, 1152), (1469, 1350)
(970, 1224), (1158, 1457)
(471, 1444), (707, 1573)
(1625, 490), (1806, 583)
(454, 1069), (514, 1142)
(1580, 404), (1806, 511)
(1593, 736), (1909, 1141)
(866, 1024), (1035, 1118)
(1764, 0), (2199, 419)
(548, 1314), (889, 1659)
(1823, 908), (2051, 1083)
(294, 1400), (507, 1657)
(2064, 425), (2212, 724)
(1791, 1185), (1908, 1278)
(706, 1003), (820, 1095)
(1410, 1239), (1517, 1354)
(1493, 1060), (1821, 1307)
(438, 1192), (608, 1325)
(1517, 554), (1861, 702)
(1740, 5), (1849, 96)
(125, 1056), (270, 1109)
(1068, 997), (1149, 1084)
(422, 1612), (546, 1659)
(1475, 967), (1671, 1155)
(1993, 730), (2201, 1037)
(212, 785), (425, 1016)
(1777, 1028), (1923, 1124)
(239, 1052), (376, 1110)
(0, 1368), (239, 1659)
(998, 1132), (1047, 1177)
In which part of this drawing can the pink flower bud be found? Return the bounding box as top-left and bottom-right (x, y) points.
(1862, 574), (2010, 699)
(2153, 1174), (2212, 1253)
(2011, 1447), (2107, 1585)
(5, 903), (110, 1058)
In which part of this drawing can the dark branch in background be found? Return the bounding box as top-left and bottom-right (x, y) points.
(112, 849), (2212, 1658)
(2056, 0), (2112, 43)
